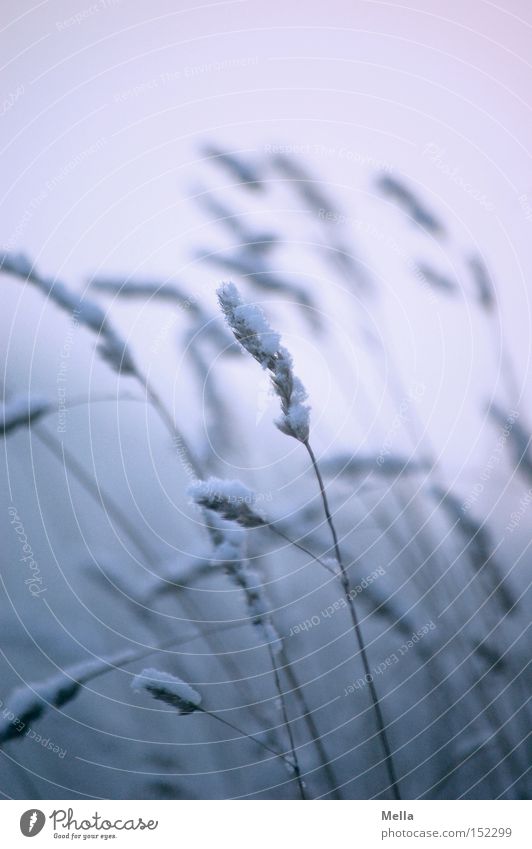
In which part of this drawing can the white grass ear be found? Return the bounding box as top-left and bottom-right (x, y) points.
(131, 668), (202, 715)
(217, 282), (310, 442)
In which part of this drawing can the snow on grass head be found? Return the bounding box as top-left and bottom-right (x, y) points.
(217, 282), (280, 361)
(132, 668), (202, 715)
(188, 477), (266, 527)
(217, 282), (310, 443)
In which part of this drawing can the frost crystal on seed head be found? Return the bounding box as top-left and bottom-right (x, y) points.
(203, 512), (284, 657)
(188, 477), (266, 527)
(132, 668), (201, 715)
(271, 353), (310, 442)
(217, 282), (280, 364)
(217, 282), (311, 442)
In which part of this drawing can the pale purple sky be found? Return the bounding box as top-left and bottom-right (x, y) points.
(1, 0), (531, 475)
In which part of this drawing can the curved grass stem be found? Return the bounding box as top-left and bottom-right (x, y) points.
(304, 439), (401, 801)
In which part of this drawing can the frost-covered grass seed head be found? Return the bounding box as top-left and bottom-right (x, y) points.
(132, 668), (202, 715)
(217, 282), (310, 442)
(189, 477), (266, 527)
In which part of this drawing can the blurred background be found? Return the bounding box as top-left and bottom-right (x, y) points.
(0, 0), (530, 800)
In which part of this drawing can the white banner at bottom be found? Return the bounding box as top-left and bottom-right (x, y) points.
(1, 799), (529, 848)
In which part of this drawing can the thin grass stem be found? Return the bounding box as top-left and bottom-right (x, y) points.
(304, 439), (401, 801)
(266, 643), (306, 799)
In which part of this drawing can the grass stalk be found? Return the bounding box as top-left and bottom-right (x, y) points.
(198, 706), (297, 772)
(303, 439), (401, 800)
(266, 644), (306, 799)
